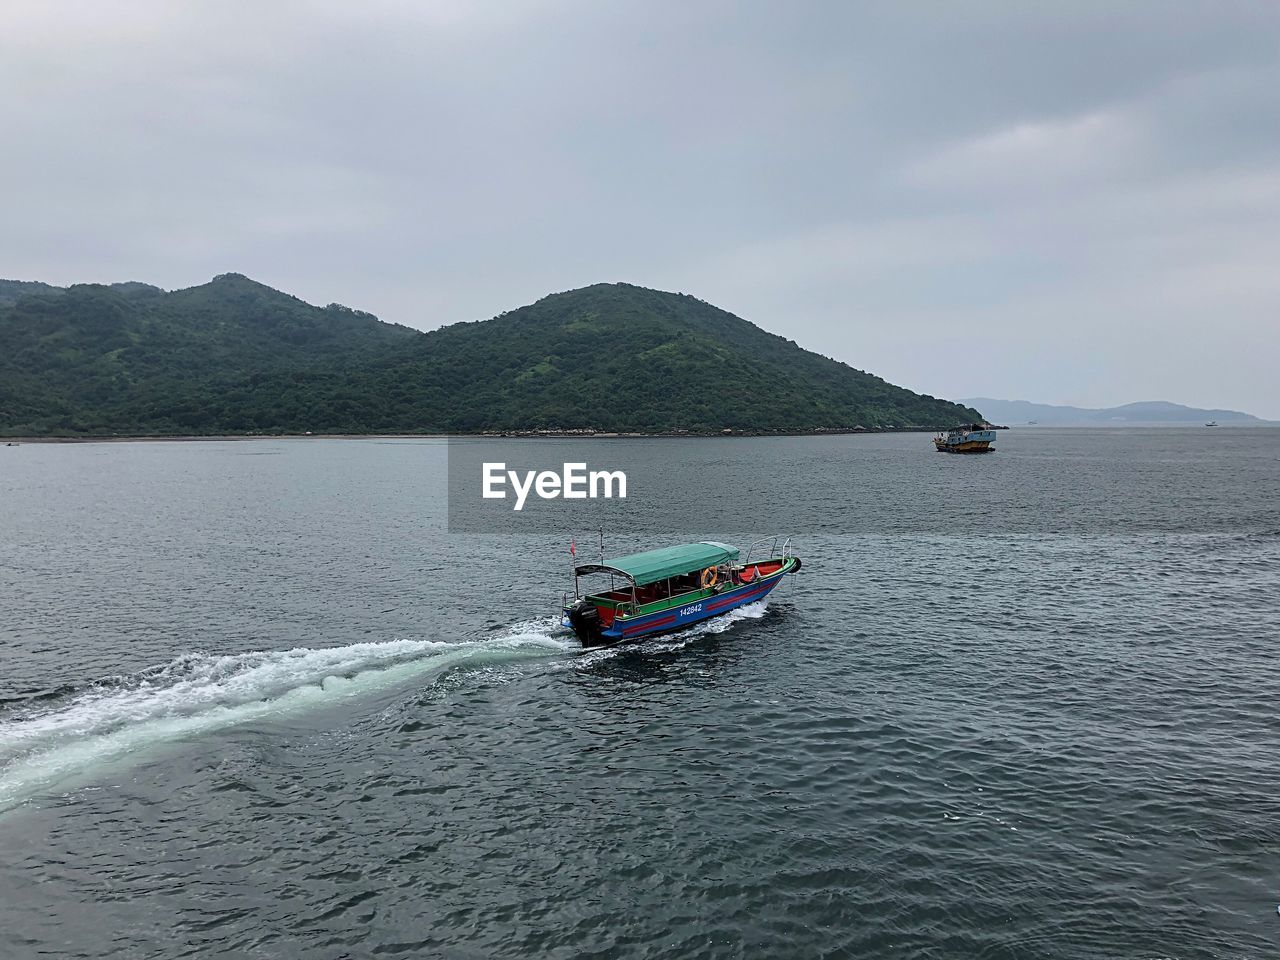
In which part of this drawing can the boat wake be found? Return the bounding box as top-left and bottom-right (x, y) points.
(0, 622), (572, 812)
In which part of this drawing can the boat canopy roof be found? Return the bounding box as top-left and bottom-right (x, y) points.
(575, 541), (739, 587)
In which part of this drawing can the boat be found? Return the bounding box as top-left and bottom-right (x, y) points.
(563, 538), (801, 647)
(933, 423), (997, 453)
(1205, 420), (1218, 427)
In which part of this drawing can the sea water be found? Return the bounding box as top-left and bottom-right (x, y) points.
(1, 430), (1278, 958)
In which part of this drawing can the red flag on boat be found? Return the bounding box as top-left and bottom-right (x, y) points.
(569, 539), (576, 557)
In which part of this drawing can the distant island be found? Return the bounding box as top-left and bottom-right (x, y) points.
(0, 275), (980, 437)
(963, 398), (1267, 426)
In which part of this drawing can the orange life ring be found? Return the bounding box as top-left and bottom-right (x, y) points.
(700, 567), (718, 589)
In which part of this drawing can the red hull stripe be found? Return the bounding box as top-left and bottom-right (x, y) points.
(621, 614), (678, 636)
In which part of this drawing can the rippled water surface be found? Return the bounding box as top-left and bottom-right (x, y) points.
(2, 430), (1279, 959)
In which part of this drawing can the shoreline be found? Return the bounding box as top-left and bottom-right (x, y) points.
(5, 422), (1274, 444)
(3, 426), (965, 444)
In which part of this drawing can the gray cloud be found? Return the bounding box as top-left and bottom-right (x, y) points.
(3, 0), (1278, 415)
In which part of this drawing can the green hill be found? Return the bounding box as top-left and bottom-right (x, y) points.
(0, 276), (980, 436)
(0, 279), (66, 308)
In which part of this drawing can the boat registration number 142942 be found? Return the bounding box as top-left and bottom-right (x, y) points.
(679, 603), (703, 617)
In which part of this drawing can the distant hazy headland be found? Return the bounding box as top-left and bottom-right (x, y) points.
(964, 398), (1268, 426)
(0, 275), (980, 437)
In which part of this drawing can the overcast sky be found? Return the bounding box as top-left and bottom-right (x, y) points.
(3, 1), (1278, 416)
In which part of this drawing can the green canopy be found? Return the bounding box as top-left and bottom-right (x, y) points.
(575, 541), (739, 587)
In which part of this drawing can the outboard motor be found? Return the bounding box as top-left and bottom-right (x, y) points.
(566, 600), (604, 646)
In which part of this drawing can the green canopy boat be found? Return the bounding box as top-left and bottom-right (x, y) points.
(563, 538), (801, 647)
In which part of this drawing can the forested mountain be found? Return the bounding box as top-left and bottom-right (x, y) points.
(365, 283), (980, 432)
(0, 280), (66, 308)
(0, 275), (417, 434)
(0, 276), (980, 435)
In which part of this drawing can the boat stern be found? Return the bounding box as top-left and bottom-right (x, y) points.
(564, 599), (610, 647)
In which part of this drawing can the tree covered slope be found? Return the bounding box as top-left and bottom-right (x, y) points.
(363, 283), (980, 432)
(0, 274), (417, 434)
(0, 276), (980, 435)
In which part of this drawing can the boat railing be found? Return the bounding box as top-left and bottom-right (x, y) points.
(563, 591), (642, 618)
(744, 535), (792, 567)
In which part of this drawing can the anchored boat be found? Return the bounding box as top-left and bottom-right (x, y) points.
(563, 538), (801, 647)
(933, 423), (997, 453)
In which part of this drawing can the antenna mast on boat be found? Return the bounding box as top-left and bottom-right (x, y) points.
(598, 527), (605, 565)
(568, 536), (579, 598)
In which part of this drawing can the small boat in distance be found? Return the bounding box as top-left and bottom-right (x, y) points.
(933, 423), (997, 453)
(1205, 420), (1218, 427)
(564, 539), (801, 647)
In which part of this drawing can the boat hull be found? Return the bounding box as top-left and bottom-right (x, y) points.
(934, 439), (994, 453)
(565, 559), (798, 647)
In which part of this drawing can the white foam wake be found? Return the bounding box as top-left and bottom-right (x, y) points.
(0, 621), (571, 811)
